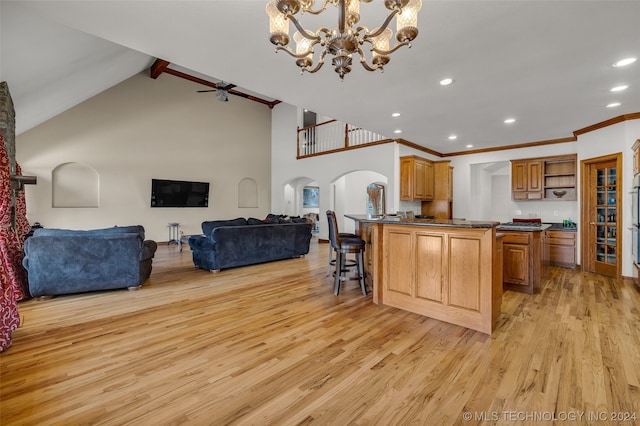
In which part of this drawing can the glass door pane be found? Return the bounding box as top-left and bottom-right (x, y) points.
(593, 162), (618, 276)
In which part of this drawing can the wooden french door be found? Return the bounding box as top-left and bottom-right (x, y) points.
(581, 153), (622, 278)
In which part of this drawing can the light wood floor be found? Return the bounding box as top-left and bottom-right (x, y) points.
(2, 240), (640, 425)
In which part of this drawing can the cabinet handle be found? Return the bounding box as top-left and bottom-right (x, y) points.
(589, 222), (596, 225)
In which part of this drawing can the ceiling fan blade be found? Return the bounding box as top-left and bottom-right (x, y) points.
(217, 83), (236, 91)
(197, 89), (216, 93)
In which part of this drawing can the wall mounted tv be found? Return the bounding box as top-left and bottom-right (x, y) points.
(151, 179), (209, 208)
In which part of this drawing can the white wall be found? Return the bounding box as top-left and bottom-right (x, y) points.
(271, 103), (397, 240)
(16, 72), (272, 242)
(336, 171), (388, 234)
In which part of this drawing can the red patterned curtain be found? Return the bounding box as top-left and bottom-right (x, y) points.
(1, 132), (30, 352)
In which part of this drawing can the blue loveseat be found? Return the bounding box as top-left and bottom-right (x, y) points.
(188, 216), (312, 271)
(23, 225), (157, 297)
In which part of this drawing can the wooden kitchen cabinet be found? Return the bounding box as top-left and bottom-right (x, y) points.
(543, 229), (576, 268)
(381, 223), (498, 333)
(543, 155), (577, 200)
(512, 160), (543, 200)
(422, 160), (453, 219)
(502, 230), (542, 294)
(512, 154), (577, 201)
(400, 155), (434, 201)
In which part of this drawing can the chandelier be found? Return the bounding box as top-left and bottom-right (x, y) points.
(266, 0), (422, 80)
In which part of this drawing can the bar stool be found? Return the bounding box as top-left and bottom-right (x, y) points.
(326, 229), (357, 277)
(326, 210), (366, 296)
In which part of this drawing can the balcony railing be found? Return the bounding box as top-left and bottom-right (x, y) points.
(297, 119), (391, 158)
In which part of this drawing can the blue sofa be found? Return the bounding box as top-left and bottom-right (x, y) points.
(188, 217), (312, 271)
(23, 225), (157, 297)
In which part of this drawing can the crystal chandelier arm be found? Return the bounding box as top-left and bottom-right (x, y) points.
(362, 9), (400, 40)
(359, 57), (379, 72)
(355, 47), (381, 72)
(276, 45), (318, 59)
(370, 40), (411, 56)
(304, 50), (328, 73)
(301, 0), (332, 15)
(287, 14), (323, 41)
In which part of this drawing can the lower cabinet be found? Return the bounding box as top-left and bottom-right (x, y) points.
(502, 230), (542, 294)
(543, 230), (576, 268)
(379, 224), (499, 334)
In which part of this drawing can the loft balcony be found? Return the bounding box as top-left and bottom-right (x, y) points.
(297, 119), (392, 159)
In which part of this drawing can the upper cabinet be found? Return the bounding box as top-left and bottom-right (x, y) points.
(400, 155), (434, 201)
(511, 160), (543, 200)
(511, 154), (577, 201)
(543, 155), (577, 200)
(422, 161), (453, 219)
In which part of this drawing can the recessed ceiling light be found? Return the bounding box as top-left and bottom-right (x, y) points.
(613, 57), (637, 67)
(394, 129), (402, 134)
(504, 118), (516, 124)
(466, 144), (473, 148)
(440, 78), (454, 86)
(448, 135), (457, 140)
(610, 85), (629, 92)
(391, 112), (401, 117)
(607, 102), (621, 108)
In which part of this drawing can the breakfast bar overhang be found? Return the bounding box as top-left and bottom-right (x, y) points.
(346, 215), (502, 335)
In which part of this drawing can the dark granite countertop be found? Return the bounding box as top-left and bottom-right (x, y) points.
(496, 223), (551, 232)
(345, 214), (499, 229)
(544, 222), (578, 231)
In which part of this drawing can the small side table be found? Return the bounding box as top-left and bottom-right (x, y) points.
(167, 222), (182, 251)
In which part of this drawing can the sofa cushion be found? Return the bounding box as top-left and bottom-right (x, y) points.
(264, 214), (280, 224)
(201, 218), (247, 237)
(188, 235), (215, 251)
(264, 214), (307, 224)
(140, 240), (158, 261)
(33, 225), (146, 240)
(247, 217), (267, 225)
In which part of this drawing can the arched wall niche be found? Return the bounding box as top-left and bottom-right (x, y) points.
(238, 177), (258, 208)
(52, 162), (99, 208)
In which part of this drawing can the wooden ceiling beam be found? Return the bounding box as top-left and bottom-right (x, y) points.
(150, 59), (170, 79)
(148, 58), (281, 109)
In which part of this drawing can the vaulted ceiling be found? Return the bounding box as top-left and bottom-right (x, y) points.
(2, 1), (639, 155)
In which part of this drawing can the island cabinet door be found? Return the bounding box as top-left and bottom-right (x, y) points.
(382, 226), (493, 335)
(384, 228), (445, 303)
(503, 243), (530, 285)
(384, 228), (418, 297)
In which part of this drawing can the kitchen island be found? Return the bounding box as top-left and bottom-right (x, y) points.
(496, 222), (551, 294)
(346, 215), (501, 334)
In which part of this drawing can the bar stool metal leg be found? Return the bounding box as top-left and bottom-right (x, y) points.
(333, 251), (343, 295)
(357, 251), (366, 295)
(326, 244), (335, 277)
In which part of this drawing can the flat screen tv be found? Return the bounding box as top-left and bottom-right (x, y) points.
(151, 179), (209, 208)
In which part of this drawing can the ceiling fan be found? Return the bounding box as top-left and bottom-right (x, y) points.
(197, 81), (237, 102)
